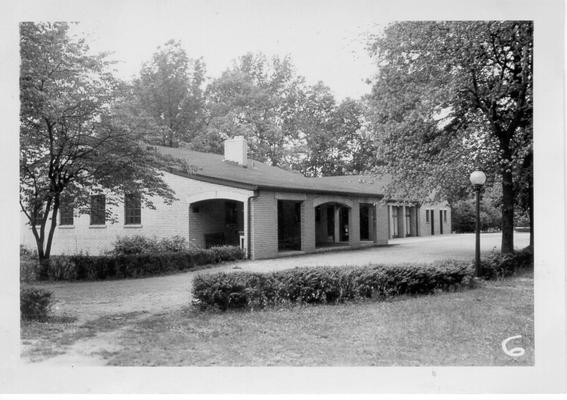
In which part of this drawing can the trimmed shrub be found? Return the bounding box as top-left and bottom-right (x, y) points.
(107, 235), (192, 256)
(479, 247), (534, 279)
(192, 260), (475, 311)
(20, 287), (53, 321)
(41, 245), (245, 281)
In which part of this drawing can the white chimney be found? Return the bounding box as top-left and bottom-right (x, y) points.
(223, 136), (248, 166)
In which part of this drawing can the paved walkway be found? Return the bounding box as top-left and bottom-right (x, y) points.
(35, 232), (529, 322)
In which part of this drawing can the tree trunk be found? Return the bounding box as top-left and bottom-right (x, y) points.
(38, 254), (50, 281)
(501, 168), (515, 254)
(528, 173), (534, 249)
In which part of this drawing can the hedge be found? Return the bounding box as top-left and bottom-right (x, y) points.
(21, 287), (53, 321)
(40, 245), (245, 281)
(192, 260), (475, 311)
(107, 235), (191, 256)
(479, 247), (534, 279)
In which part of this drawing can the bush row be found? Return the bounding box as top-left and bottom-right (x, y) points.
(20, 287), (53, 321)
(40, 245), (245, 281)
(479, 247), (534, 279)
(192, 260), (475, 311)
(107, 235), (191, 256)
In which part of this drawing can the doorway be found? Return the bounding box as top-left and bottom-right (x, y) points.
(277, 200), (302, 251)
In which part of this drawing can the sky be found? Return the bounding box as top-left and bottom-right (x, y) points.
(67, 0), (390, 100)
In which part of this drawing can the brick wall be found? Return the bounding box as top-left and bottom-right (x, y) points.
(374, 203), (389, 245)
(418, 203), (452, 236)
(249, 191), (278, 259)
(301, 197), (316, 252)
(20, 172), (254, 255)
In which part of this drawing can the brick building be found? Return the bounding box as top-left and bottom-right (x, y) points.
(20, 137), (451, 259)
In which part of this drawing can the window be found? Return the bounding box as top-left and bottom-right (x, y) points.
(124, 193), (141, 225)
(59, 197), (74, 226)
(443, 210), (447, 222)
(426, 209), (430, 223)
(90, 194), (106, 225)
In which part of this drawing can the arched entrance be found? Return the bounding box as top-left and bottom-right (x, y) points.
(314, 201), (352, 248)
(187, 191), (250, 255)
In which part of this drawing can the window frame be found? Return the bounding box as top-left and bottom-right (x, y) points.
(124, 193), (142, 225)
(59, 197), (74, 226)
(90, 194), (106, 225)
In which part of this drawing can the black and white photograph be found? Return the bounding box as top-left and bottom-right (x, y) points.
(0, 0), (565, 395)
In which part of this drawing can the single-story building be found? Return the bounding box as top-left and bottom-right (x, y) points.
(20, 136), (451, 259)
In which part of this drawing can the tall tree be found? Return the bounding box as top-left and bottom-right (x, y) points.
(367, 21), (533, 253)
(293, 83), (376, 177)
(201, 53), (304, 166)
(134, 40), (206, 146)
(19, 22), (176, 275)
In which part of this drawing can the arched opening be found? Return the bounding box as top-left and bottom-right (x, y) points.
(189, 199), (245, 249)
(314, 202), (351, 248)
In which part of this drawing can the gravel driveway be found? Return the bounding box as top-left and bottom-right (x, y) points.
(35, 232), (530, 322)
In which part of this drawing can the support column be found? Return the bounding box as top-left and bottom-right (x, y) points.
(400, 205), (407, 238)
(334, 206), (340, 243)
(369, 206), (376, 242)
(374, 202), (389, 245)
(301, 199), (315, 252)
(387, 205), (393, 239)
(243, 198), (249, 258)
(349, 201), (360, 247)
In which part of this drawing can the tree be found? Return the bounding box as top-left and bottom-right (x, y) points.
(134, 40), (206, 146)
(292, 83), (375, 177)
(367, 21), (533, 253)
(19, 22), (176, 276)
(201, 53), (305, 166)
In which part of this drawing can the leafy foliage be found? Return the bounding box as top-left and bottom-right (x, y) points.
(367, 21), (533, 253)
(19, 22), (176, 266)
(479, 247), (533, 279)
(20, 287), (53, 321)
(37, 246), (245, 281)
(107, 235), (192, 256)
(130, 40), (207, 146)
(451, 194), (502, 233)
(192, 260), (475, 311)
(200, 53), (305, 166)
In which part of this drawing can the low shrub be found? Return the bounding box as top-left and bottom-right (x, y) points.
(479, 247), (534, 279)
(20, 287), (53, 321)
(107, 235), (192, 256)
(192, 260), (475, 311)
(41, 245), (245, 281)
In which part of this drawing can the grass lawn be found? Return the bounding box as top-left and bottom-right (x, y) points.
(22, 271), (533, 366)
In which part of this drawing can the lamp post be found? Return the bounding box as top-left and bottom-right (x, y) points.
(470, 170), (486, 276)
